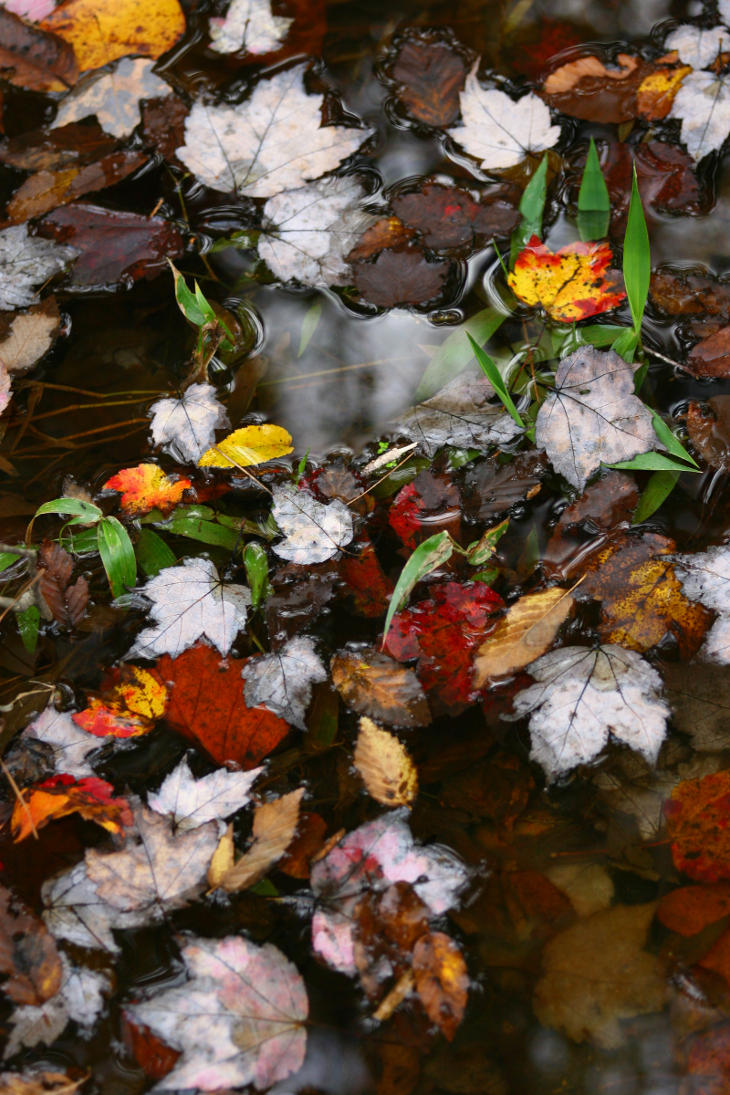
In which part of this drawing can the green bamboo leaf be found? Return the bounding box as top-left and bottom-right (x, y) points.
(577, 138), (610, 241)
(97, 517), (137, 597)
(135, 528), (177, 577)
(607, 452), (699, 473)
(650, 410), (698, 467)
(632, 470), (680, 524)
(415, 307), (506, 400)
(467, 334), (524, 427)
(33, 498), (102, 523)
(243, 542), (271, 610)
(510, 153), (549, 266)
(623, 166), (650, 334)
(169, 261), (208, 326)
(383, 531), (455, 644)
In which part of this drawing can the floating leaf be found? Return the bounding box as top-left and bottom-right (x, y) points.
(198, 423), (293, 468)
(73, 666), (167, 738)
(670, 70), (730, 161)
(22, 705), (100, 777)
(391, 181), (519, 251)
(241, 636), (326, 729)
(412, 932), (468, 1041)
(216, 788), (304, 891)
(508, 236), (625, 322)
(353, 716), (418, 806)
(0, 224), (76, 311)
(389, 32), (468, 127)
(40, 0), (185, 72)
(271, 485), (353, 564)
(473, 587), (574, 684)
(393, 372), (523, 457)
(331, 648), (430, 728)
(103, 464), (191, 517)
(353, 248), (452, 308)
(38, 540), (88, 627)
(0, 9), (77, 93)
(0, 298), (60, 375)
(5, 956), (110, 1058)
(11, 774), (132, 842)
(209, 0), (292, 54)
(54, 58), (172, 138)
(148, 756), (261, 830)
(42, 861), (149, 953)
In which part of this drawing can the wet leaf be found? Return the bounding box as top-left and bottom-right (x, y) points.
(73, 666), (167, 738)
(512, 645), (670, 780)
(670, 70), (730, 161)
(665, 770), (730, 882)
(687, 326), (730, 378)
(0, 883), (62, 1005)
(508, 237), (625, 323)
(126, 935), (307, 1091)
(0, 224), (76, 311)
(148, 756), (261, 830)
(657, 882), (730, 936)
(347, 215), (415, 261)
(636, 63), (692, 120)
(198, 423), (293, 468)
(130, 557), (250, 659)
(153, 643), (290, 768)
(535, 348), (656, 490)
(38, 540), (89, 627)
(412, 932), (468, 1041)
(541, 52), (660, 123)
(391, 181), (519, 251)
(149, 382), (230, 465)
(279, 811), (327, 878)
(271, 485), (353, 564)
(664, 23), (730, 68)
(687, 396), (730, 469)
(42, 860), (151, 953)
(103, 464), (191, 517)
(3, 0), (56, 18)
(216, 787), (304, 890)
(0, 298), (60, 374)
(53, 57), (172, 139)
(5, 956), (110, 1058)
(209, 0), (292, 54)
(40, 0), (185, 72)
(177, 63), (372, 197)
(473, 587), (574, 684)
(393, 372), (523, 457)
(447, 63), (561, 171)
(11, 773), (133, 841)
(0, 9), (77, 92)
(340, 539), (394, 618)
(0, 1070), (86, 1095)
(241, 635), (327, 729)
(352, 248), (452, 308)
(601, 140), (703, 230)
(674, 545), (730, 663)
(389, 33), (469, 126)
(258, 176), (375, 288)
(389, 469), (460, 551)
(331, 648), (430, 728)
(22, 705), (100, 778)
(353, 716), (418, 806)
(533, 902), (664, 1048)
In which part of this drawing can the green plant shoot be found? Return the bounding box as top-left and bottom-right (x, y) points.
(577, 138), (610, 241)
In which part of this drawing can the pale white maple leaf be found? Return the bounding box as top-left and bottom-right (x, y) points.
(447, 62), (561, 172)
(22, 705), (99, 778)
(258, 176), (375, 287)
(674, 544), (730, 662)
(177, 64), (373, 197)
(148, 756), (262, 829)
(664, 24), (730, 69)
(670, 70), (730, 161)
(130, 557), (250, 658)
(0, 225), (76, 311)
(394, 371), (523, 456)
(209, 0), (293, 54)
(127, 935), (308, 1091)
(271, 485), (353, 564)
(53, 58), (172, 139)
(149, 382), (230, 464)
(512, 645), (670, 781)
(5, 954), (111, 1058)
(241, 635), (327, 729)
(535, 347), (657, 490)
(310, 811), (467, 974)
(42, 860), (148, 953)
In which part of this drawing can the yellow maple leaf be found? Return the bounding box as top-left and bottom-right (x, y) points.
(40, 0), (185, 73)
(198, 424), (294, 468)
(508, 235), (626, 322)
(103, 464), (190, 516)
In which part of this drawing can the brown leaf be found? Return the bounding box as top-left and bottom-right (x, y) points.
(279, 811), (327, 878)
(686, 397), (730, 470)
(688, 326), (730, 378)
(0, 1071), (86, 1095)
(0, 121), (117, 172)
(412, 932), (468, 1041)
(463, 451), (546, 524)
(542, 52), (649, 123)
(650, 268), (730, 317)
(473, 587), (574, 684)
(389, 33), (469, 127)
(347, 217), (415, 262)
(601, 141), (703, 232)
(331, 649), (431, 728)
(0, 9), (77, 93)
(354, 717), (418, 806)
(0, 883), (63, 1006)
(0, 299), (60, 375)
(391, 182), (519, 251)
(38, 540), (89, 628)
(141, 95), (188, 161)
(542, 471), (639, 581)
(6, 150), (147, 224)
(353, 248), (452, 308)
(219, 788), (304, 892)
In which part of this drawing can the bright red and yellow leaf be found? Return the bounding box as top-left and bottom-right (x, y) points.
(103, 464), (191, 517)
(11, 774), (133, 841)
(73, 666), (167, 738)
(508, 235), (626, 322)
(665, 770), (730, 882)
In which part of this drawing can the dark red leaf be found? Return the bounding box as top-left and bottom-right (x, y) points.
(688, 327), (730, 379)
(389, 32), (469, 127)
(340, 539), (393, 618)
(141, 95), (188, 161)
(38, 540), (89, 628)
(389, 470), (461, 550)
(391, 182), (519, 251)
(0, 121), (118, 172)
(352, 248), (453, 308)
(0, 9), (77, 93)
(600, 141), (703, 233)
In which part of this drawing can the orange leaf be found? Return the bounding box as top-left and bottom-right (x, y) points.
(40, 0), (185, 73)
(152, 643), (291, 769)
(103, 464), (191, 516)
(636, 64), (691, 120)
(657, 883), (730, 936)
(73, 666), (167, 738)
(665, 770), (730, 882)
(412, 932), (469, 1040)
(11, 774), (133, 841)
(508, 235), (626, 322)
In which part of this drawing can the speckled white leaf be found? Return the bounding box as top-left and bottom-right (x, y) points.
(674, 544), (730, 662)
(271, 485), (353, 564)
(241, 636), (327, 729)
(5, 955), (110, 1057)
(148, 756), (261, 829)
(177, 64), (372, 197)
(535, 348), (656, 489)
(0, 225), (76, 311)
(447, 62), (561, 171)
(130, 557), (250, 658)
(664, 24), (730, 69)
(259, 176), (374, 287)
(22, 705), (99, 778)
(149, 382), (230, 464)
(209, 0), (292, 54)
(42, 861), (148, 953)
(670, 70), (730, 161)
(512, 645), (670, 781)
(54, 58), (172, 139)
(127, 935), (308, 1091)
(394, 371), (523, 456)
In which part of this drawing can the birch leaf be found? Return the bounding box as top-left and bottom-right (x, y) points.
(674, 544), (730, 662)
(535, 348), (657, 490)
(129, 557), (250, 659)
(258, 176), (375, 287)
(147, 756), (262, 830)
(271, 485), (353, 563)
(447, 62), (561, 171)
(217, 787), (304, 891)
(149, 382), (230, 464)
(241, 636), (327, 729)
(209, 0), (292, 54)
(54, 58), (172, 139)
(512, 644), (670, 781)
(670, 70), (730, 161)
(0, 225), (76, 311)
(126, 935), (308, 1091)
(177, 64), (373, 197)
(353, 716), (418, 806)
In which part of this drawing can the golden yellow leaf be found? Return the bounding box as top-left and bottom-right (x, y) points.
(198, 424), (294, 468)
(207, 823), (235, 888)
(473, 588), (574, 685)
(219, 788), (304, 892)
(636, 65), (691, 120)
(508, 236), (625, 323)
(354, 717), (418, 806)
(40, 0), (185, 72)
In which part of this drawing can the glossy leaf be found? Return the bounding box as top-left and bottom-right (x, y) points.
(383, 530), (454, 644)
(623, 167), (650, 334)
(577, 138), (610, 241)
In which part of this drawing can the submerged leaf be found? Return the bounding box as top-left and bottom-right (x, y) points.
(0, 884), (62, 1006)
(0, 224), (76, 311)
(5, 955), (110, 1058)
(393, 372), (523, 456)
(665, 770), (730, 882)
(412, 932), (468, 1041)
(271, 485), (353, 563)
(149, 383), (230, 465)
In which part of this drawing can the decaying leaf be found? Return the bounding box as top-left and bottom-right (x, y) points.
(686, 396), (730, 469)
(38, 540), (89, 628)
(509, 237), (626, 323)
(209, 0), (292, 54)
(331, 649), (430, 728)
(241, 635), (327, 729)
(177, 64), (372, 197)
(271, 485), (353, 564)
(512, 645), (670, 780)
(6, 151), (150, 223)
(687, 326), (730, 378)
(535, 348), (656, 490)
(393, 372), (522, 456)
(198, 423), (293, 468)
(0, 224), (76, 312)
(43, 861), (149, 953)
(216, 787), (304, 890)
(391, 181), (519, 251)
(149, 382), (230, 465)
(126, 935), (308, 1091)
(674, 545), (730, 663)
(73, 666), (167, 738)
(11, 774), (132, 842)
(533, 902), (664, 1048)
(129, 558), (250, 659)
(447, 63), (561, 171)
(21, 705), (100, 778)
(0, 1070), (86, 1095)
(352, 248), (453, 308)
(474, 587), (574, 684)
(0, 298), (60, 374)
(669, 70), (730, 161)
(147, 756), (261, 830)
(0, 9), (77, 93)
(0, 883), (62, 1006)
(5, 955), (111, 1058)
(103, 464), (191, 517)
(40, 0), (185, 72)
(389, 32), (469, 127)
(412, 932), (468, 1041)
(53, 58), (172, 139)
(665, 770), (730, 882)
(354, 717), (418, 806)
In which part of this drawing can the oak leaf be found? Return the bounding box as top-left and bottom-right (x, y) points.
(103, 464), (191, 516)
(473, 587), (574, 684)
(412, 932), (468, 1041)
(40, 0), (185, 72)
(354, 717), (418, 806)
(331, 648), (430, 728)
(215, 787), (304, 890)
(509, 237), (625, 323)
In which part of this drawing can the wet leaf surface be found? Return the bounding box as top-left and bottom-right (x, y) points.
(331, 648), (431, 727)
(388, 33), (469, 127)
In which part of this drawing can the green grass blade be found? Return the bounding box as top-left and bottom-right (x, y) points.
(607, 452), (700, 473)
(623, 165), (650, 334)
(97, 517), (137, 597)
(632, 470), (680, 524)
(135, 528), (176, 577)
(415, 307), (506, 400)
(577, 138), (610, 241)
(467, 334), (524, 427)
(510, 153), (549, 266)
(383, 531), (454, 644)
(650, 410), (698, 467)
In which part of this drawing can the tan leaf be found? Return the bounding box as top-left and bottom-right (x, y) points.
(207, 823), (235, 889)
(220, 788), (304, 892)
(0, 883), (63, 1006)
(354, 717), (418, 806)
(0, 299), (59, 374)
(0, 1071), (86, 1095)
(331, 649), (430, 728)
(543, 53), (639, 95)
(412, 931), (468, 1041)
(473, 588), (573, 685)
